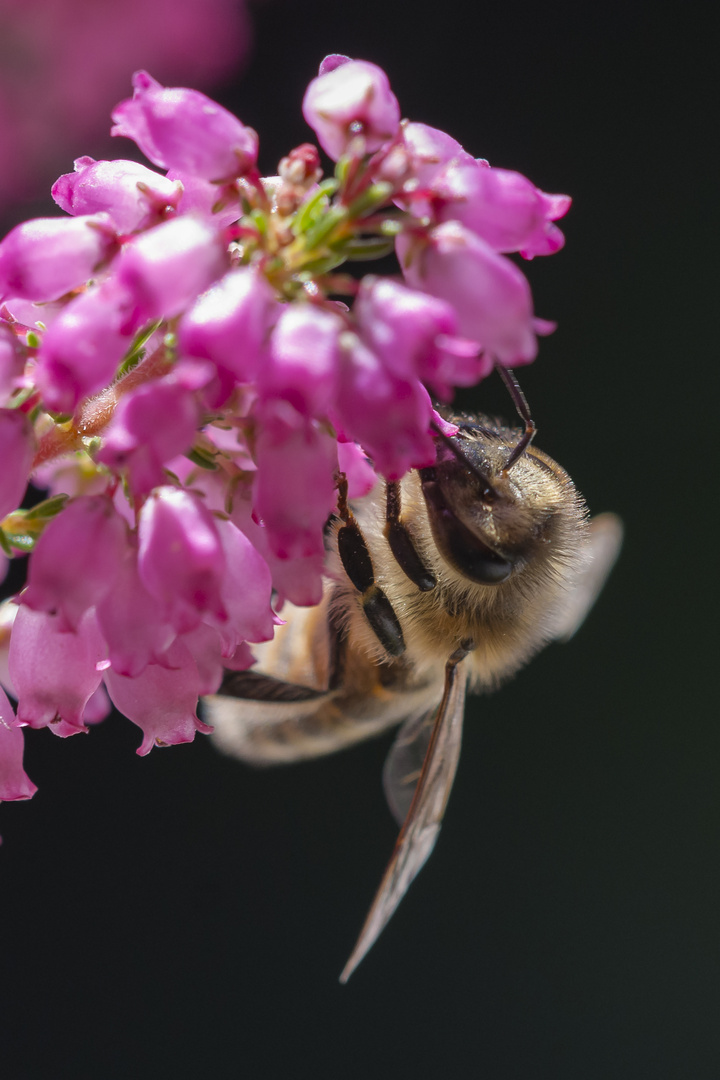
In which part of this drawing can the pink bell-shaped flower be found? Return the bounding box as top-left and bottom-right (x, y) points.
(302, 58), (401, 161)
(0, 688), (37, 802)
(9, 607), (106, 736)
(0, 409), (33, 520)
(0, 214), (117, 303)
(137, 486), (227, 633)
(103, 637), (211, 756)
(52, 157), (183, 235)
(253, 400), (337, 561)
(353, 276), (484, 396)
(179, 266), (280, 385)
(397, 221), (543, 367)
(23, 495), (129, 632)
(111, 71), (259, 182)
(33, 281), (136, 414)
(258, 303), (342, 417)
(115, 215), (228, 327)
(95, 545), (176, 678)
(95, 376), (200, 496)
(433, 161), (571, 259)
(333, 333), (436, 479)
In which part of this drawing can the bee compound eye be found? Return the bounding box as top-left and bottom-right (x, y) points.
(421, 475), (514, 585)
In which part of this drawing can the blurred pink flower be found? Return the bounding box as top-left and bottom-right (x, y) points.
(0, 0), (253, 207)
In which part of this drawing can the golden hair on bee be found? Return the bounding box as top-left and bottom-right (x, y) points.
(203, 371), (622, 981)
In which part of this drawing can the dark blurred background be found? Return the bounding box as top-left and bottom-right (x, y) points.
(1, 1), (717, 1077)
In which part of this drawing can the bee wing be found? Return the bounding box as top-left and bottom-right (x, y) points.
(339, 658), (468, 983)
(382, 707), (444, 827)
(551, 512), (624, 642)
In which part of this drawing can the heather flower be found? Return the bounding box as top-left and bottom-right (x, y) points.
(52, 157), (183, 234)
(253, 401), (338, 560)
(0, 688), (37, 802)
(399, 121), (475, 196)
(95, 545), (176, 678)
(33, 281), (135, 413)
(0, 324), (25, 405)
(0, 410), (33, 520)
(303, 58), (401, 161)
(112, 71), (259, 182)
(432, 161), (571, 259)
(95, 376), (200, 495)
(397, 221), (543, 366)
(213, 518), (275, 653)
(333, 333), (436, 479)
(353, 276), (486, 396)
(114, 215), (228, 325)
(0, 57), (572, 814)
(22, 495), (128, 632)
(258, 304), (343, 416)
(9, 606), (106, 736)
(103, 638), (211, 755)
(0, 215), (117, 303)
(178, 267), (280, 385)
(137, 487), (227, 632)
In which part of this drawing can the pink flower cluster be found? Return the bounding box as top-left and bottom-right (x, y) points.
(0, 57), (570, 805)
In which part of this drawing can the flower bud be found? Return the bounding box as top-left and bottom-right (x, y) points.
(52, 157), (183, 234)
(0, 214), (117, 303)
(302, 59), (401, 161)
(112, 71), (259, 182)
(23, 495), (128, 632)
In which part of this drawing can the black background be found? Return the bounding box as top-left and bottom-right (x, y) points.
(2, 1), (718, 1077)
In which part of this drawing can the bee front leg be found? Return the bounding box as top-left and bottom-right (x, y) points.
(336, 475), (406, 658)
(384, 481), (436, 592)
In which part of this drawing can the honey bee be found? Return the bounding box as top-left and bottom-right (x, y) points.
(203, 375), (622, 981)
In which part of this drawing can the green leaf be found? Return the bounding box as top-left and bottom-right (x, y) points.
(339, 237), (396, 261)
(346, 182), (394, 220)
(293, 179), (339, 235)
(185, 446), (219, 471)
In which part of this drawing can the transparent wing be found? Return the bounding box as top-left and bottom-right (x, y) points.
(552, 512), (624, 642)
(339, 657), (468, 982)
(383, 706), (443, 827)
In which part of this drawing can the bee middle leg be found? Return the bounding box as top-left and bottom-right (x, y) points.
(384, 481), (436, 592)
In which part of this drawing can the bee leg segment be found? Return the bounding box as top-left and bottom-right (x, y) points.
(384, 481), (436, 592)
(337, 513), (406, 659)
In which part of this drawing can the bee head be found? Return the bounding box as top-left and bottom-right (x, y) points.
(420, 420), (575, 585)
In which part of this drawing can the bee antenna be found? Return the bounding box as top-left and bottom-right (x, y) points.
(429, 420), (500, 502)
(496, 365), (536, 470)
